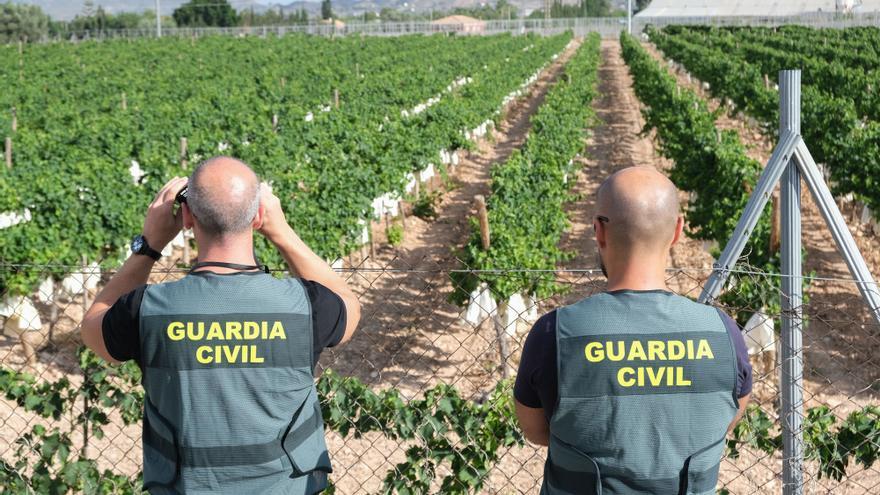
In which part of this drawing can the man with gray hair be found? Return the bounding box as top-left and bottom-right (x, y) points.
(514, 167), (752, 494)
(82, 156), (361, 494)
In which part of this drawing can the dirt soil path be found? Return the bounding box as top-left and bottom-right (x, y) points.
(556, 39), (713, 300)
(644, 41), (880, 494)
(318, 38), (585, 494)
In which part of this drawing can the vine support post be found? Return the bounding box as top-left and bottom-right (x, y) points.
(179, 137), (188, 169)
(474, 194), (509, 377)
(493, 300), (512, 379)
(11, 106), (17, 132)
(368, 222), (376, 263)
(81, 255), (91, 311)
(699, 70), (880, 495)
(121, 92), (127, 111)
(272, 114), (278, 133)
(399, 200), (407, 231)
(4, 137), (10, 168)
(48, 280), (58, 344)
(475, 195), (490, 250)
(334, 88), (340, 109)
(770, 192), (781, 254)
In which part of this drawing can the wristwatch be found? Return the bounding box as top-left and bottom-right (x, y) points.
(131, 234), (162, 261)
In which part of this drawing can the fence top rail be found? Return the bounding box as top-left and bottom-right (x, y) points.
(1, 261), (878, 286)
(13, 12), (880, 42)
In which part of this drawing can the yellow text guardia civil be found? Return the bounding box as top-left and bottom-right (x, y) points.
(585, 339), (717, 388)
(166, 320), (288, 364)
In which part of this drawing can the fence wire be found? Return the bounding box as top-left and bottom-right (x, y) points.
(0, 254), (878, 494)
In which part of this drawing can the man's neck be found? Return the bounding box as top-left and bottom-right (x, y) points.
(193, 234), (258, 273)
(604, 262), (670, 293)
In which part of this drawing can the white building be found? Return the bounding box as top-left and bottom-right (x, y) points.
(636, 0), (880, 17)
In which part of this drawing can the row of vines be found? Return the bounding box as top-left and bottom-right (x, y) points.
(619, 31), (776, 318)
(453, 32), (601, 304)
(648, 25), (880, 220)
(620, 32), (880, 482)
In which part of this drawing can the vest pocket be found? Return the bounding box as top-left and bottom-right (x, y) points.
(678, 437), (725, 495)
(545, 434), (603, 495)
(281, 388), (332, 478)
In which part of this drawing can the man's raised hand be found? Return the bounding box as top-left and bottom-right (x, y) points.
(143, 176), (188, 251)
(256, 182), (291, 244)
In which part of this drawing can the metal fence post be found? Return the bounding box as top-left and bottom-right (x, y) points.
(779, 69), (804, 495)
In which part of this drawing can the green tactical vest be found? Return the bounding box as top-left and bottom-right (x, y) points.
(543, 290), (739, 495)
(138, 271), (331, 494)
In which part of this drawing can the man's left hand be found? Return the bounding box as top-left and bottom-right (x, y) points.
(143, 176), (188, 252)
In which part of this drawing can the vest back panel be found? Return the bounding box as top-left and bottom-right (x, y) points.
(546, 291), (738, 495)
(139, 272), (330, 494)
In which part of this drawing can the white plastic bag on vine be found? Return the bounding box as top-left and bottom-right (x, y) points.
(0, 296), (42, 335)
(464, 283), (497, 327)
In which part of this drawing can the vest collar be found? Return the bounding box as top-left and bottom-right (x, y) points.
(605, 288), (674, 296)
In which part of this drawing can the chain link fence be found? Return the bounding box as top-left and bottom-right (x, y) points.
(0, 253), (878, 493)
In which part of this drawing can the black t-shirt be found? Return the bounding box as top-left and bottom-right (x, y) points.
(102, 278), (346, 369)
(513, 293), (753, 421)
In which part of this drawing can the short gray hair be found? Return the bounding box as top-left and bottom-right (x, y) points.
(187, 157), (260, 237)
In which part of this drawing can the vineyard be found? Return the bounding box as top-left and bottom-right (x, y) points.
(0, 32), (571, 293)
(1, 23), (880, 495)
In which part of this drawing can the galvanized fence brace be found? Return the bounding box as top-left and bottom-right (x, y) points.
(698, 70), (880, 495)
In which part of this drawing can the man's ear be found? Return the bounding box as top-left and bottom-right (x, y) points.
(670, 216), (684, 246)
(182, 203), (194, 230)
(594, 219), (608, 249)
(252, 204), (265, 230)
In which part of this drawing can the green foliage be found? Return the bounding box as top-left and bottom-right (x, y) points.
(387, 222), (404, 246)
(2, 354), (879, 492)
(0, 349), (143, 493)
(453, 33), (601, 304)
(635, 0), (653, 12)
(727, 404), (880, 481)
(321, 0), (334, 21)
(318, 369), (523, 493)
(528, 0), (611, 19)
(650, 25), (880, 225)
(60, 8), (159, 34)
(244, 8), (309, 26)
(173, 0), (240, 27)
(447, 0), (519, 21)
(412, 190), (443, 220)
(0, 32), (571, 296)
(0, 2), (50, 43)
(620, 32), (780, 315)
(0, 355), (523, 494)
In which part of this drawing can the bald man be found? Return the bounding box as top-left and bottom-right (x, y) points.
(82, 157), (361, 494)
(514, 167), (752, 495)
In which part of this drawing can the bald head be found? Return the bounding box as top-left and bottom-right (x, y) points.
(596, 167), (681, 253)
(187, 156), (260, 238)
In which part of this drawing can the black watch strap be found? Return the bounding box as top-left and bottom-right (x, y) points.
(141, 245), (162, 261)
(133, 235), (162, 261)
